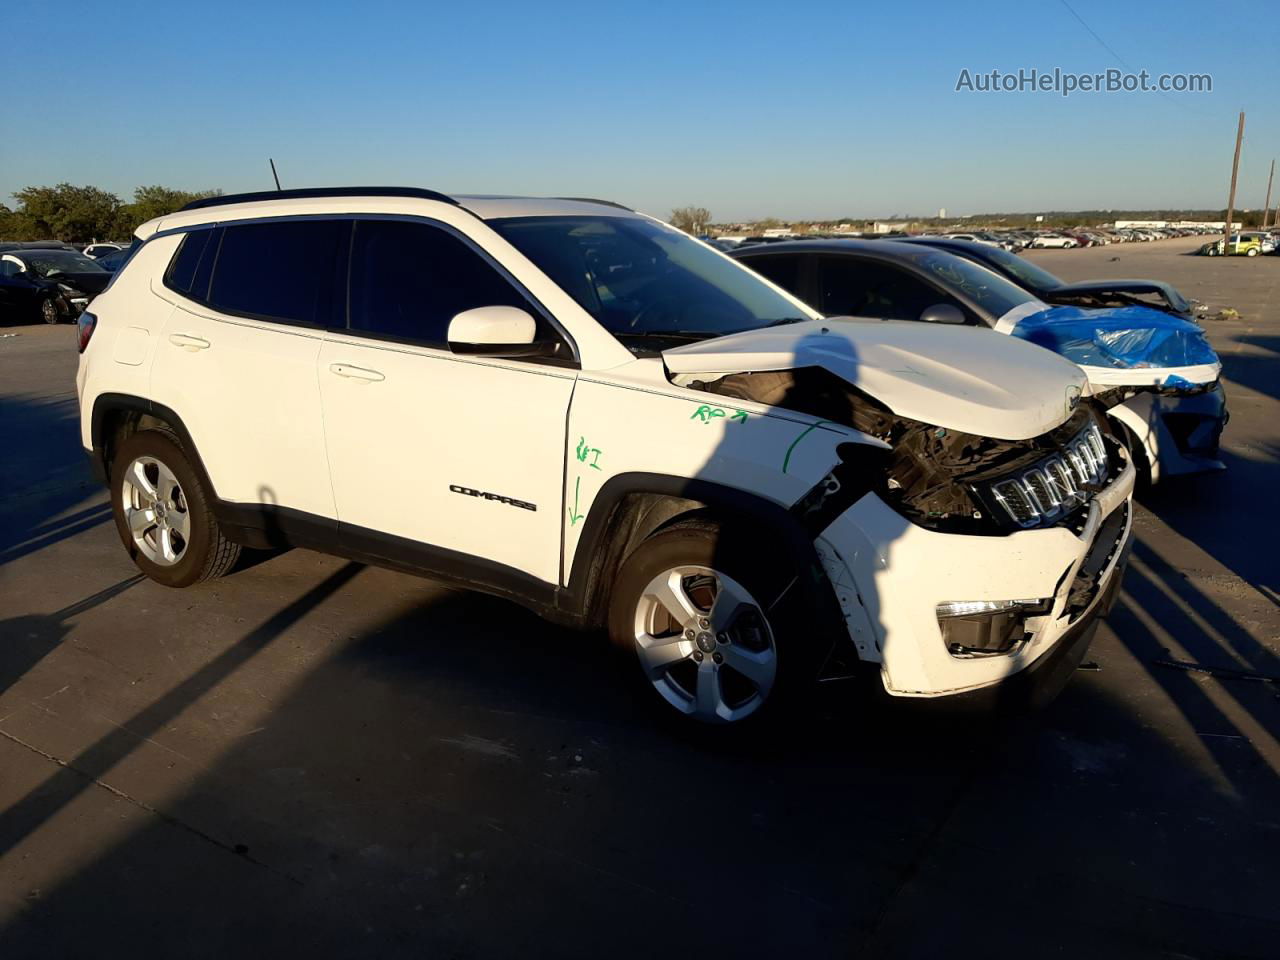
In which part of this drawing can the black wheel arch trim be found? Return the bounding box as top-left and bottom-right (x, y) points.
(90, 393), (222, 496)
(560, 472), (844, 637)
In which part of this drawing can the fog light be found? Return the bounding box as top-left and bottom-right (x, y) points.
(936, 598), (1052, 657)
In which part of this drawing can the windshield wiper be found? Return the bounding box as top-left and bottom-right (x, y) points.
(615, 330), (714, 341)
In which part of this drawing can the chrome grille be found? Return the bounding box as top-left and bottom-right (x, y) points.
(990, 422), (1109, 528)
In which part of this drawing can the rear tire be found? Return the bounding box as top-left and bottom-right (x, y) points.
(607, 519), (830, 728)
(110, 430), (240, 587)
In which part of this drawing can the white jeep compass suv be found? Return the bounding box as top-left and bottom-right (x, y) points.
(76, 187), (1135, 726)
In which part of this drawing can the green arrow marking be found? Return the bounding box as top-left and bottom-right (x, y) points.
(569, 475), (585, 526)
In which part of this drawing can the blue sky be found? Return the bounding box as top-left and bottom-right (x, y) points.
(2, 0), (1276, 221)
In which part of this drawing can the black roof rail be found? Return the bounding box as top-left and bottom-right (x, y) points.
(552, 197), (633, 211)
(180, 186), (459, 212)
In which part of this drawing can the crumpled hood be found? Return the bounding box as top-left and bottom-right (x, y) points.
(1002, 304), (1221, 388)
(1050, 278), (1192, 315)
(53, 271), (111, 295)
(663, 317), (1086, 441)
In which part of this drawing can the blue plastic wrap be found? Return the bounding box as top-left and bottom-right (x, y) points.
(1010, 305), (1218, 370)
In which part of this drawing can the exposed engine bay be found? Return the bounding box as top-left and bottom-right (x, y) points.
(688, 367), (1114, 535)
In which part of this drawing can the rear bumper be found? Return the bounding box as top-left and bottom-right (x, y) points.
(814, 446), (1135, 698)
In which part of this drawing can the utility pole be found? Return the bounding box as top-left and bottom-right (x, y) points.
(1223, 111), (1245, 249)
(1263, 159), (1276, 230)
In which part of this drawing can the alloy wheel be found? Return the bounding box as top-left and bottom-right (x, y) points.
(121, 456), (191, 566)
(632, 565), (777, 723)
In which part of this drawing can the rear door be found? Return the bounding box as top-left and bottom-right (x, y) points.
(317, 218), (577, 585)
(150, 219), (345, 524)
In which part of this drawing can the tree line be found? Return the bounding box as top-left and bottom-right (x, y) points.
(0, 184), (223, 243)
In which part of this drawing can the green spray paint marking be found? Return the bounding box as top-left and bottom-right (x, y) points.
(691, 404), (749, 425)
(575, 436), (603, 470)
(569, 476), (585, 526)
(575, 436), (603, 468)
(782, 420), (838, 474)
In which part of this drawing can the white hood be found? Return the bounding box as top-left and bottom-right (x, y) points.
(663, 318), (1087, 441)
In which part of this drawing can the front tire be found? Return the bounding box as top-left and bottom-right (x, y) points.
(110, 430), (240, 587)
(40, 297), (61, 324)
(607, 519), (827, 727)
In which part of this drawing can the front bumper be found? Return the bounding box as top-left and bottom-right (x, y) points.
(1104, 383), (1228, 481)
(814, 446), (1135, 698)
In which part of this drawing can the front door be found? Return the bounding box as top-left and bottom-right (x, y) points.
(318, 218), (576, 585)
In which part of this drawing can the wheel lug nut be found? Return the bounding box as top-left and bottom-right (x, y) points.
(717, 632), (730, 645)
(698, 617), (710, 629)
(713, 652), (723, 664)
(693, 651), (704, 662)
(684, 628), (696, 640)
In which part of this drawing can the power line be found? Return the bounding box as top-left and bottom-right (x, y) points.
(1057, 0), (1209, 117)
(1058, 0), (1135, 71)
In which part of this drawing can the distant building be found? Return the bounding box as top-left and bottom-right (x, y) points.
(938, 208), (946, 219)
(872, 221), (910, 234)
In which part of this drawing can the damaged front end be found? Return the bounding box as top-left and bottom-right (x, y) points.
(688, 366), (1119, 536)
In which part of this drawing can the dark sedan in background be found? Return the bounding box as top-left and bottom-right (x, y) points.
(0, 247), (111, 324)
(731, 239), (1227, 484)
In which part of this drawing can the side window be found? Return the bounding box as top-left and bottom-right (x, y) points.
(206, 220), (345, 326)
(0, 257), (23, 278)
(347, 219), (535, 348)
(743, 254), (802, 296)
(818, 257), (962, 323)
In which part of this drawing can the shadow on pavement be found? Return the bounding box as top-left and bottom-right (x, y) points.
(1, 571), (1276, 959)
(0, 393), (107, 565)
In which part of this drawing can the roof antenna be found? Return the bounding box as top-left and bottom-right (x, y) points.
(269, 158), (282, 191)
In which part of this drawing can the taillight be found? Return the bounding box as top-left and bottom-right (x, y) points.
(77, 311), (97, 354)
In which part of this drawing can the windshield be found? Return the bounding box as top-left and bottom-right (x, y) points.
(895, 248), (1040, 320)
(25, 250), (106, 278)
(960, 243), (1063, 292)
(490, 216), (815, 343)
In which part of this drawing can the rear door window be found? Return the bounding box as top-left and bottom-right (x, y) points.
(206, 219), (346, 326)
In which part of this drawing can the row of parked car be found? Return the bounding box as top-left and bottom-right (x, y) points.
(716, 224), (1225, 254)
(72, 186), (1226, 728)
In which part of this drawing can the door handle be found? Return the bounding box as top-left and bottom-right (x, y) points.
(169, 333), (210, 351)
(329, 362), (385, 383)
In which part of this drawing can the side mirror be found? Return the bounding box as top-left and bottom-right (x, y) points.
(447, 306), (558, 358)
(919, 303), (966, 325)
